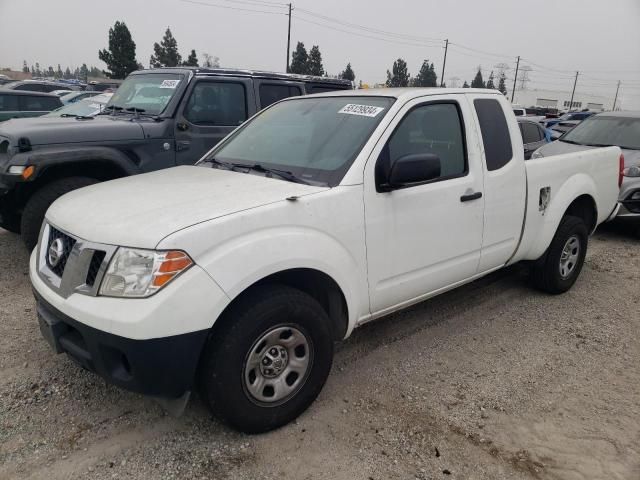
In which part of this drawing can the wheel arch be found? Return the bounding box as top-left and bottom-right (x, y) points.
(214, 268), (349, 341)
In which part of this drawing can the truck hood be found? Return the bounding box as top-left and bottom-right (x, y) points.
(537, 140), (640, 167)
(0, 115), (144, 146)
(46, 166), (328, 248)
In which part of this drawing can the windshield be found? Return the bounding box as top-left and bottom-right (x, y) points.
(204, 96), (395, 186)
(105, 73), (183, 115)
(561, 115), (640, 150)
(45, 94), (112, 117)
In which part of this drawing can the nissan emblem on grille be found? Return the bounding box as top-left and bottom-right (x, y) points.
(48, 238), (65, 268)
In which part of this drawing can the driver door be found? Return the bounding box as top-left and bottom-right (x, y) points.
(364, 97), (485, 313)
(175, 77), (256, 165)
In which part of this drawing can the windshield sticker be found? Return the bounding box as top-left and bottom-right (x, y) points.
(159, 79), (180, 89)
(338, 104), (385, 117)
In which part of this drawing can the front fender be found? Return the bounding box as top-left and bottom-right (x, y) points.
(10, 145), (141, 178)
(161, 225), (368, 338)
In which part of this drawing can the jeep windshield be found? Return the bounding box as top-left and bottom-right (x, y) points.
(102, 73), (183, 116)
(201, 96), (395, 186)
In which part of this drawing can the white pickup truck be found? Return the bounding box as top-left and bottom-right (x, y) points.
(30, 88), (622, 433)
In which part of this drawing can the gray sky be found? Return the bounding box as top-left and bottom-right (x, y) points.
(1, 0), (639, 108)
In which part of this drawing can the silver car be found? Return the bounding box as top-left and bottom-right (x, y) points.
(533, 111), (640, 219)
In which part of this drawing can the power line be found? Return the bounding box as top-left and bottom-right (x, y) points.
(179, 0), (284, 15)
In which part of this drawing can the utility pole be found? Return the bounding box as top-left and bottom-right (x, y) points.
(511, 56), (520, 102)
(568, 71), (579, 111)
(440, 39), (448, 87)
(286, 3), (292, 73)
(613, 80), (621, 111)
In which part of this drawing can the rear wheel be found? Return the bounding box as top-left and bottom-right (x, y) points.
(198, 284), (334, 433)
(532, 215), (588, 294)
(20, 177), (99, 250)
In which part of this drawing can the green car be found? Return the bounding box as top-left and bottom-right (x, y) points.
(0, 90), (62, 122)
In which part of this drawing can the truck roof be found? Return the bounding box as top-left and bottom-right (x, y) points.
(132, 67), (353, 86)
(303, 87), (505, 100)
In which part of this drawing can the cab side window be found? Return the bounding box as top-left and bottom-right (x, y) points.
(474, 98), (513, 170)
(259, 83), (302, 108)
(377, 102), (467, 186)
(184, 81), (247, 126)
(0, 95), (18, 111)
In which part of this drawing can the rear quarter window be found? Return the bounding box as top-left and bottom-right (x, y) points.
(0, 94), (19, 111)
(475, 98), (514, 171)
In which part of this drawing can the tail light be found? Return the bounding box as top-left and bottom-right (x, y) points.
(618, 153), (624, 188)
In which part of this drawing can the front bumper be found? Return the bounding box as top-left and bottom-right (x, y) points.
(34, 290), (208, 398)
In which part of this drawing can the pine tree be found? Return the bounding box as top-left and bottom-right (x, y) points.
(55, 64), (63, 79)
(498, 71), (507, 95)
(386, 58), (410, 87)
(340, 63), (355, 81)
(471, 67), (485, 88)
(463, 80), (470, 88)
(22, 61), (29, 73)
(47, 66), (55, 77)
(486, 71), (495, 89)
(307, 45), (324, 76)
(30, 65), (35, 76)
(150, 27), (182, 68)
(98, 21), (139, 79)
(183, 49), (199, 67)
(80, 64), (89, 81)
(290, 42), (309, 74)
(64, 67), (72, 79)
(413, 59), (438, 87)
(35, 63), (41, 76)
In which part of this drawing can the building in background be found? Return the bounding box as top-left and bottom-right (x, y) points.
(509, 88), (614, 111)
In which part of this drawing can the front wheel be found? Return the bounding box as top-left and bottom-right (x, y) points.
(20, 177), (99, 250)
(532, 215), (588, 294)
(198, 285), (334, 433)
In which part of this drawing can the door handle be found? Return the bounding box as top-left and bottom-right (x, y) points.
(460, 191), (482, 202)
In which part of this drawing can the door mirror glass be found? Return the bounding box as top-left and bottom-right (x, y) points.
(386, 153), (441, 190)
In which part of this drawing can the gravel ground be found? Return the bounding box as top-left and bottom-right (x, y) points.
(1, 222), (639, 480)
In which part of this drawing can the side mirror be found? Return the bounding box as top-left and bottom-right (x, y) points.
(382, 153), (441, 191)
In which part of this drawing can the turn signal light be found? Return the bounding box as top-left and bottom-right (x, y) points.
(618, 153), (624, 188)
(152, 251), (193, 288)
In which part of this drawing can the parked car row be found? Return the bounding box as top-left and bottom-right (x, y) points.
(0, 90), (62, 121)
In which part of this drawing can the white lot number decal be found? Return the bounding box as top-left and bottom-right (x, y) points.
(88, 103), (101, 109)
(338, 103), (384, 117)
(159, 79), (180, 89)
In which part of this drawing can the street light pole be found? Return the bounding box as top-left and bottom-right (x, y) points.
(613, 80), (621, 111)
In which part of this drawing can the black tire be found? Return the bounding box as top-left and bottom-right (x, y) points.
(532, 215), (588, 294)
(0, 213), (20, 234)
(20, 177), (99, 250)
(198, 284), (334, 433)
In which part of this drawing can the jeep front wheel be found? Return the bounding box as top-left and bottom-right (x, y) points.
(20, 177), (99, 250)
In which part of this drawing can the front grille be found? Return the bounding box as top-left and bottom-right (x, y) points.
(85, 250), (106, 287)
(46, 227), (77, 277)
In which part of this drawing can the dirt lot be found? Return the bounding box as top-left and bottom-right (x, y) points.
(1, 223), (639, 480)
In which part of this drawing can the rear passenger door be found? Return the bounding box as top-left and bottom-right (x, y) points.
(254, 80), (304, 110)
(174, 76), (255, 165)
(472, 95), (527, 272)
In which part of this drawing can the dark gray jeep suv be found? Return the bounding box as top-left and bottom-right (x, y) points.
(0, 68), (352, 248)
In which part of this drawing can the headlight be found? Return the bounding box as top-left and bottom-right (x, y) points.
(531, 150), (544, 159)
(99, 248), (193, 298)
(623, 166), (640, 177)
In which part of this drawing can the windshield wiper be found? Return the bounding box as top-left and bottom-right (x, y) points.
(60, 113), (93, 119)
(124, 107), (161, 121)
(202, 159), (310, 185)
(240, 163), (310, 185)
(98, 105), (123, 115)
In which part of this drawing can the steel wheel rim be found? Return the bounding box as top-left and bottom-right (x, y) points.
(243, 325), (313, 406)
(559, 235), (581, 279)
